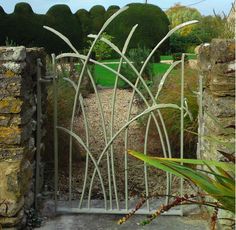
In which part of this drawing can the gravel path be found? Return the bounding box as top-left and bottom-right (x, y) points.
(45, 88), (195, 202)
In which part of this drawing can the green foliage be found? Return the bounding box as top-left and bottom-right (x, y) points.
(89, 5), (106, 34)
(5, 37), (17, 46)
(0, 3), (83, 54)
(170, 33), (200, 53)
(87, 32), (114, 60)
(107, 3), (170, 52)
(75, 9), (92, 46)
(0, 3), (170, 54)
(44, 5), (83, 54)
(14, 2), (34, 14)
(172, 53), (188, 62)
(166, 3), (202, 35)
(120, 46), (154, 88)
(169, 12), (235, 53)
(141, 67), (199, 157)
(104, 5), (120, 20)
(192, 14), (235, 42)
(129, 150), (235, 213)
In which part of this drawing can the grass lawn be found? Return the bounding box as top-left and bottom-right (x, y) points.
(94, 62), (171, 87)
(160, 54), (197, 61)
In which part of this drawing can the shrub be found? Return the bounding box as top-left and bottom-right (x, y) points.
(89, 5), (106, 34)
(0, 6), (7, 44)
(75, 9), (92, 46)
(107, 3), (170, 52)
(87, 32), (114, 60)
(45, 4), (83, 54)
(104, 5), (120, 20)
(8, 3), (37, 47)
(172, 53), (188, 62)
(120, 46), (154, 88)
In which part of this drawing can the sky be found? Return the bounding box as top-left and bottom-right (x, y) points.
(0, 0), (234, 16)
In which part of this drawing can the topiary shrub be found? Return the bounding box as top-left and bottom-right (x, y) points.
(0, 6), (7, 44)
(9, 3), (37, 47)
(89, 5), (106, 34)
(172, 52), (188, 62)
(45, 4), (83, 54)
(75, 9), (92, 46)
(120, 46), (154, 89)
(104, 5), (120, 20)
(107, 3), (170, 52)
(14, 2), (34, 14)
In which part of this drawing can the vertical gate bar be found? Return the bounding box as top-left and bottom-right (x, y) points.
(109, 26), (138, 211)
(124, 132), (128, 210)
(52, 54), (58, 210)
(35, 58), (42, 209)
(107, 153), (112, 209)
(144, 117), (151, 211)
(197, 74), (203, 159)
(78, 95), (90, 209)
(180, 53), (185, 216)
(110, 63), (121, 211)
(85, 68), (108, 210)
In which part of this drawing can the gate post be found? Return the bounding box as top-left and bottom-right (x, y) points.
(198, 39), (235, 227)
(0, 47), (46, 228)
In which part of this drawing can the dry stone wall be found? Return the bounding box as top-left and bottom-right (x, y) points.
(198, 39), (235, 227)
(0, 46), (46, 228)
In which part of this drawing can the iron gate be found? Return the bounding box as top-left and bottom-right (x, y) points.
(36, 7), (199, 215)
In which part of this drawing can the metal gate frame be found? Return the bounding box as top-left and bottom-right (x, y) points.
(36, 7), (199, 215)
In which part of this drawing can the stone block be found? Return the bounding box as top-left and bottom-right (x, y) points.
(0, 97), (23, 114)
(210, 39), (235, 64)
(203, 113), (235, 136)
(211, 61), (236, 78)
(203, 91), (235, 117)
(209, 61), (235, 96)
(0, 115), (10, 126)
(0, 76), (22, 98)
(0, 62), (26, 75)
(0, 127), (21, 145)
(25, 48), (46, 77)
(201, 134), (235, 161)
(0, 159), (32, 217)
(198, 43), (211, 72)
(0, 209), (24, 227)
(0, 47), (26, 62)
(0, 147), (25, 161)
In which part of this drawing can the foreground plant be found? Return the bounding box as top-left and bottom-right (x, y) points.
(117, 150), (235, 228)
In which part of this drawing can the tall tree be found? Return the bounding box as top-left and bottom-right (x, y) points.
(166, 3), (202, 35)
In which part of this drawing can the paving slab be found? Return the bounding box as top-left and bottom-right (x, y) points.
(38, 209), (209, 230)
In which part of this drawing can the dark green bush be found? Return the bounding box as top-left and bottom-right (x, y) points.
(0, 3), (170, 55)
(8, 3), (38, 47)
(45, 4), (83, 53)
(170, 33), (200, 53)
(120, 46), (154, 88)
(14, 2), (34, 14)
(89, 5), (105, 33)
(75, 9), (92, 46)
(172, 52), (188, 62)
(0, 6), (7, 44)
(107, 3), (170, 52)
(104, 5), (120, 20)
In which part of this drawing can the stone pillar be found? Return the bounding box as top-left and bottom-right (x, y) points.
(0, 46), (46, 228)
(198, 39), (235, 226)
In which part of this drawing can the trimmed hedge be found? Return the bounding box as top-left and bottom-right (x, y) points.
(107, 3), (170, 52)
(89, 5), (105, 33)
(75, 9), (92, 46)
(45, 5), (82, 53)
(104, 5), (120, 20)
(0, 3), (170, 54)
